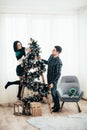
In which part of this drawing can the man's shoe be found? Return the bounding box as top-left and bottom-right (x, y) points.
(52, 106), (56, 109)
(52, 108), (60, 112)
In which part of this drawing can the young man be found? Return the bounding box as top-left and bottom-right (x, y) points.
(42, 46), (62, 112)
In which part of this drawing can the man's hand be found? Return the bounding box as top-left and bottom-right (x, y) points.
(49, 83), (54, 89)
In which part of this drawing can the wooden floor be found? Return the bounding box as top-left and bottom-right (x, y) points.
(0, 99), (87, 130)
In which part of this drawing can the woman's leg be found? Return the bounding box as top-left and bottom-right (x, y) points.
(17, 84), (22, 99)
(5, 80), (20, 89)
(17, 76), (23, 100)
(5, 77), (22, 100)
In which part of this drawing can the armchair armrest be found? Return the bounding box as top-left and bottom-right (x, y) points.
(57, 88), (63, 97)
(78, 89), (83, 99)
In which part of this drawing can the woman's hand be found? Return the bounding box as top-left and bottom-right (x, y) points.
(26, 47), (31, 52)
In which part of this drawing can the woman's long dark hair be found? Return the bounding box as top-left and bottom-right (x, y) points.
(13, 41), (22, 52)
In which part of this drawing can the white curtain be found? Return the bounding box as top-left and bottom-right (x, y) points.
(0, 14), (79, 103)
(79, 8), (87, 99)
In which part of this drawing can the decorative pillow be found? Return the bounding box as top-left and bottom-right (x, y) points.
(68, 88), (78, 97)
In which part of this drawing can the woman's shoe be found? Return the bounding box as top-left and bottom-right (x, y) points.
(5, 82), (10, 89)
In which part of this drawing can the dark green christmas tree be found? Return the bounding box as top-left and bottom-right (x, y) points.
(21, 38), (49, 109)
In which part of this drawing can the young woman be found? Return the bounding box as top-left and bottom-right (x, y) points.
(5, 41), (30, 100)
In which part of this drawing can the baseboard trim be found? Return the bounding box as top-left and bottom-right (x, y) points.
(82, 98), (87, 101)
(0, 103), (14, 107)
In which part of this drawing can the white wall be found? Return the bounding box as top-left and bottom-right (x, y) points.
(0, 14), (81, 103)
(0, 0), (87, 14)
(79, 8), (87, 99)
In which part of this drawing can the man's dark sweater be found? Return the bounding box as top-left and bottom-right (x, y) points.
(42, 54), (62, 85)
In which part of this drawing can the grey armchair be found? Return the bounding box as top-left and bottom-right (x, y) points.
(57, 76), (83, 112)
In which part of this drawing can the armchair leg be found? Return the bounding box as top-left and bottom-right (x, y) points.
(76, 102), (81, 112)
(60, 101), (64, 111)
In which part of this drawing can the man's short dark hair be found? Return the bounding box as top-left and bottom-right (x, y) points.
(55, 46), (62, 53)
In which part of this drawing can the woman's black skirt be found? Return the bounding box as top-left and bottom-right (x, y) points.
(16, 65), (24, 76)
